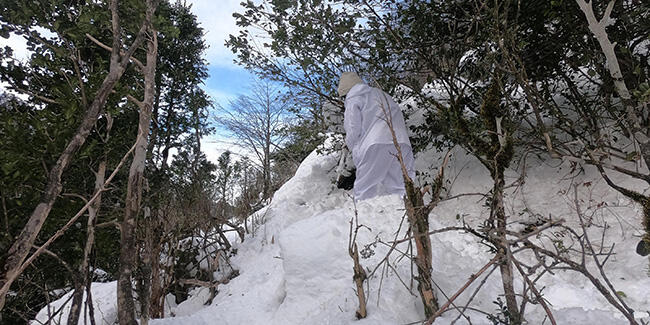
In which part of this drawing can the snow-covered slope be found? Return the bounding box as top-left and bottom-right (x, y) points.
(35, 141), (650, 324)
(148, 141), (649, 324)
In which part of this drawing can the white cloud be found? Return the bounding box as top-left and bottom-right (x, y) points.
(0, 34), (31, 98)
(186, 0), (248, 68)
(202, 135), (258, 166)
(0, 2), (246, 68)
(206, 87), (237, 108)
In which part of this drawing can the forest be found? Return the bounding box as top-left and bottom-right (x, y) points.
(0, 0), (649, 324)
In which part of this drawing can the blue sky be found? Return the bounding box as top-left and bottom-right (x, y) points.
(186, 0), (256, 162)
(205, 65), (253, 107)
(185, 0), (252, 101)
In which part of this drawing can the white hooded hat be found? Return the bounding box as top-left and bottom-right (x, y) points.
(337, 71), (364, 97)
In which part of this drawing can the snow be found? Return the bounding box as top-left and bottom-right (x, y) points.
(34, 138), (650, 324)
(32, 282), (118, 325)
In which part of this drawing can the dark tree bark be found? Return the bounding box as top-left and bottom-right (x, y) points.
(481, 83), (521, 324)
(149, 223), (164, 318)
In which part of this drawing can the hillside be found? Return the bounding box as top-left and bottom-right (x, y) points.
(35, 139), (650, 324)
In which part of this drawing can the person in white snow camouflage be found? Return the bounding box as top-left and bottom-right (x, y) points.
(338, 71), (415, 200)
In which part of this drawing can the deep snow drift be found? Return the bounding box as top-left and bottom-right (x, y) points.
(34, 140), (650, 325)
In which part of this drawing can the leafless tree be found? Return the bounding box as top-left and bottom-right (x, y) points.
(216, 80), (291, 199)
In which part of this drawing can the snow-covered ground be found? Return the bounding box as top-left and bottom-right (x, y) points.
(33, 282), (118, 325)
(34, 140), (650, 325)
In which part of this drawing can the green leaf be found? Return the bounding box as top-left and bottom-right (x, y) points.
(625, 152), (638, 161)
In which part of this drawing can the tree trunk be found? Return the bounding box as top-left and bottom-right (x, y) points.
(349, 243), (367, 319)
(117, 2), (158, 323)
(575, 0), (648, 161)
(149, 225), (164, 318)
(68, 159), (107, 325)
(262, 151), (271, 200)
(0, 0), (147, 310)
(137, 214), (153, 325)
(380, 95), (441, 318)
(216, 226), (232, 250)
(492, 172), (521, 324)
(85, 277), (97, 325)
(1, 192), (8, 235)
(482, 81), (521, 324)
(403, 181), (439, 318)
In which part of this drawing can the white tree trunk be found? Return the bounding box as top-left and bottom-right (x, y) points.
(117, 1), (158, 324)
(575, 0), (647, 144)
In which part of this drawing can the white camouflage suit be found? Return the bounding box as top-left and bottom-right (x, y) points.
(339, 73), (415, 200)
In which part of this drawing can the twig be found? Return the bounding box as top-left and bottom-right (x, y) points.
(425, 255), (500, 324)
(85, 33), (145, 71)
(16, 144), (136, 276)
(9, 86), (60, 105)
(442, 192), (488, 202)
(451, 265), (498, 325)
(126, 94), (145, 108)
(348, 199), (368, 319)
(506, 219), (566, 244)
(512, 258), (557, 325)
(178, 278), (223, 288)
(390, 226), (472, 245)
(369, 211), (407, 278)
(572, 185), (637, 320)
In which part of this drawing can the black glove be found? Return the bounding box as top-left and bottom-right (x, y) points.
(336, 168), (356, 190)
(637, 239), (650, 256)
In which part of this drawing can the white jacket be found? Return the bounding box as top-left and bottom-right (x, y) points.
(343, 83), (411, 164)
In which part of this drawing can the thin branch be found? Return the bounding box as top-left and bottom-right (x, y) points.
(389, 226), (471, 245)
(126, 94), (144, 109)
(450, 265), (499, 325)
(572, 185), (636, 318)
(425, 255), (500, 325)
(507, 219), (566, 244)
(85, 33), (145, 71)
(36, 246), (76, 278)
(95, 220), (120, 229)
(9, 86), (60, 105)
(178, 278), (223, 288)
(16, 144), (136, 276)
(512, 258), (556, 325)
